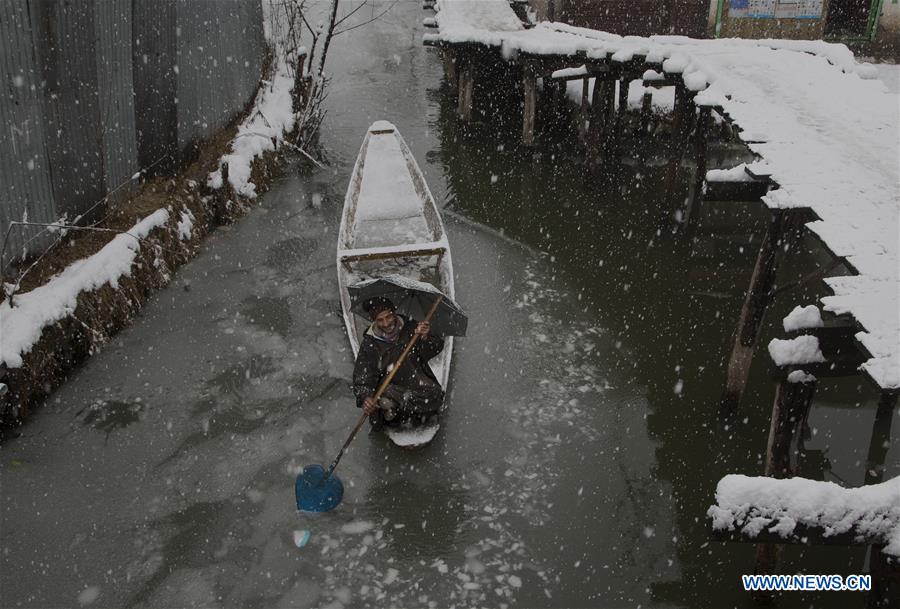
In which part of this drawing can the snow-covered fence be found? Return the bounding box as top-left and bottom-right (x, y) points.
(0, 0), (267, 265)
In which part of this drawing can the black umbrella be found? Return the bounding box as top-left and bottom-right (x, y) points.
(347, 275), (467, 337)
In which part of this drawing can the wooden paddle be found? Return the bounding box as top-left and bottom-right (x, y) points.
(321, 295), (444, 481)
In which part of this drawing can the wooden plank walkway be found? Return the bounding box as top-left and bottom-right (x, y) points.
(425, 0), (898, 396)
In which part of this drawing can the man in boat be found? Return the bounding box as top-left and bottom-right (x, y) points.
(353, 296), (445, 429)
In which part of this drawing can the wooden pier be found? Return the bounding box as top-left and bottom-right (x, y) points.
(425, 1), (899, 605)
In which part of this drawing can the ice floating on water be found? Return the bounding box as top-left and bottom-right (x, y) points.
(77, 586), (100, 606)
(341, 520), (375, 534)
(294, 529), (311, 548)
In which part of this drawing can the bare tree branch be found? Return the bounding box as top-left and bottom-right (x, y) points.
(333, 0), (371, 29)
(334, 0), (399, 36)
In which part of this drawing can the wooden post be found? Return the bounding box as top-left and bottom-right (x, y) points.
(614, 76), (628, 150)
(719, 209), (798, 411)
(865, 392), (898, 485)
(663, 84), (693, 215)
(869, 545), (900, 608)
(458, 57), (474, 122)
(523, 64), (537, 146)
(764, 374), (816, 479)
(586, 78), (602, 166)
(443, 49), (458, 89)
(693, 106), (710, 204)
(640, 91), (653, 134)
(866, 393), (899, 607)
(586, 78), (610, 166)
(753, 372), (817, 598)
(685, 105), (711, 231)
(577, 76), (590, 144)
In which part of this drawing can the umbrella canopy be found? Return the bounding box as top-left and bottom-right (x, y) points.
(348, 275), (467, 337)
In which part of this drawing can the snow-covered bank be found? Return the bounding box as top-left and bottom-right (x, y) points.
(1, 209), (175, 368)
(207, 56), (296, 198)
(430, 1), (900, 390)
(708, 475), (900, 556)
(0, 48), (299, 425)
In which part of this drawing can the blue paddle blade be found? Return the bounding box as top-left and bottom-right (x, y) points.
(296, 464), (344, 512)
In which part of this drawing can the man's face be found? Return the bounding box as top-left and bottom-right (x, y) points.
(374, 309), (398, 334)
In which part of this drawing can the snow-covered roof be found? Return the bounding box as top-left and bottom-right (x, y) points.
(430, 2), (900, 389)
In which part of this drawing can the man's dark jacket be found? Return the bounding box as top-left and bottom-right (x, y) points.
(352, 315), (444, 408)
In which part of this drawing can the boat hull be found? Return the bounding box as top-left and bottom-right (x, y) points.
(336, 121), (455, 447)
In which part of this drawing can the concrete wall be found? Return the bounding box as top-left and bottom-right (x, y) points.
(0, 0), (266, 264)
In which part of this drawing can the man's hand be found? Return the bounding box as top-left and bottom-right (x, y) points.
(415, 321), (431, 337)
(363, 396), (378, 416)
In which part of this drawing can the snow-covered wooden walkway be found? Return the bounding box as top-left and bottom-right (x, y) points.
(426, 0), (899, 393)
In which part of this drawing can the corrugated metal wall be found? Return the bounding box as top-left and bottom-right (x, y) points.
(176, 0), (267, 151)
(33, 0), (107, 217)
(0, 0), (266, 265)
(133, 0), (178, 173)
(0, 0), (57, 260)
(94, 0), (140, 204)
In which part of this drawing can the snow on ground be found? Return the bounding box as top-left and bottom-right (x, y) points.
(873, 63), (900, 94)
(207, 56), (296, 198)
(0, 209), (171, 368)
(708, 474), (900, 556)
(431, 3), (900, 390)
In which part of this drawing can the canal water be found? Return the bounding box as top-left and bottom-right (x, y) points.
(1, 3), (895, 608)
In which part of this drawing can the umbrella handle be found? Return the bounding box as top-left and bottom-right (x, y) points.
(324, 295), (444, 480)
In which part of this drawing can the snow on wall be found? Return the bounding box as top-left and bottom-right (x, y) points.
(431, 4), (899, 389)
(0, 209), (171, 368)
(708, 474), (900, 556)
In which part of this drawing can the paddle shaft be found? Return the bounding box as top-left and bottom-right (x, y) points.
(324, 295), (444, 479)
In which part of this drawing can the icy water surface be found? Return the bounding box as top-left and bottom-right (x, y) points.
(2, 3), (896, 609)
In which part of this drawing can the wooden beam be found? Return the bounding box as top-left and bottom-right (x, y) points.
(720, 209), (801, 411)
(443, 49), (458, 89)
(764, 374), (816, 479)
(713, 520), (891, 547)
(611, 76), (629, 156)
(704, 180), (772, 202)
(523, 65), (537, 146)
(869, 545), (900, 608)
(692, 106), (711, 211)
(577, 77), (589, 144)
(640, 91), (653, 134)
(865, 393), (898, 486)
(753, 372), (816, 594)
(663, 84), (692, 215)
(340, 247), (446, 269)
(458, 59), (474, 122)
(586, 78), (614, 168)
(643, 79), (679, 88)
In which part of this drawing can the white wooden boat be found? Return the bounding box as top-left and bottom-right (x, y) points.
(337, 121), (454, 447)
